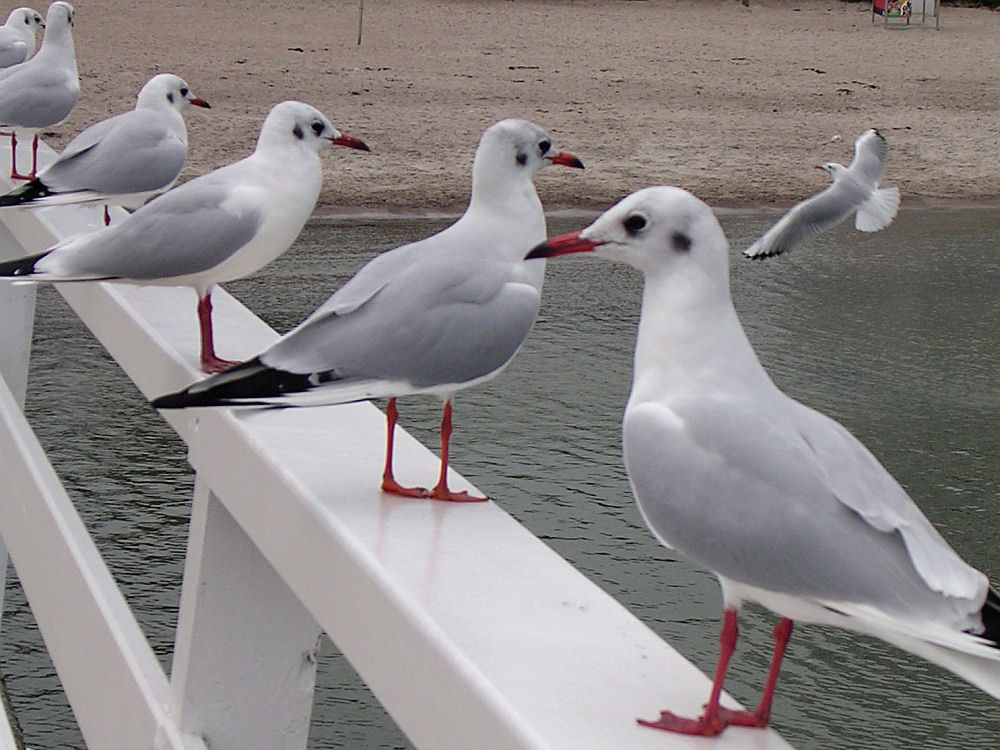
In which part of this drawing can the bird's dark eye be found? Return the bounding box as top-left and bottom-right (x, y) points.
(311, 120), (326, 136)
(623, 214), (647, 236)
(538, 139), (551, 155)
(180, 87), (189, 97)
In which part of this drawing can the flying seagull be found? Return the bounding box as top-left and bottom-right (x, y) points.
(743, 128), (900, 259)
(528, 185), (999, 736)
(152, 119), (584, 502)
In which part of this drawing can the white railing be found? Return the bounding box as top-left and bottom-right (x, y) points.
(0, 140), (794, 750)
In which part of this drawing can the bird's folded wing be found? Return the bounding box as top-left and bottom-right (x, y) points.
(624, 396), (985, 606)
(264, 254), (541, 392)
(38, 186), (261, 280)
(44, 117), (186, 195)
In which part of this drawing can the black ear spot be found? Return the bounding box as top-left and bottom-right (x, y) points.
(292, 124), (304, 140)
(515, 152), (528, 166)
(671, 232), (692, 253)
(167, 92), (174, 104)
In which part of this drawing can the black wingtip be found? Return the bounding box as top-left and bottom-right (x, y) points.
(0, 250), (49, 277)
(743, 248), (785, 261)
(151, 357), (325, 410)
(0, 179), (52, 207)
(980, 587), (1000, 647)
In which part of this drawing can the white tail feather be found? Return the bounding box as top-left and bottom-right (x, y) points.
(855, 186), (900, 232)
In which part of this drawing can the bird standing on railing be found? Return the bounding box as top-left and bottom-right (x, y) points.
(0, 7), (45, 69)
(743, 128), (900, 259)
(0, 2), (78, 180)
(0, 73), (210, 225)
(527, 185), (1000, 736)
(152, 119), (584, 502)
(0, 100), (369, 373)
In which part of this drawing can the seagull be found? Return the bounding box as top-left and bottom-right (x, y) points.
(0, 73), (210, 225)
(151, 119), (584, 502)
(0, 7), (44, 69)
(0, 1), (78, 180)
(743, 128), (900, 258)
(527, 186), (1000, 736)
(0, 101), (369, 373)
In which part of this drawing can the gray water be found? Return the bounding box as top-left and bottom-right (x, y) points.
(6, 208), (1000, 749)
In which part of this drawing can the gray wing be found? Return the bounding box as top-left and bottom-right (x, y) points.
(37, 175), (261, 280)
(742, 181), (861, 258)
(262, 252), (541, 395)
(0, 40), (28, 69)
(623, 396), (986, 624)
(301, 230), (459, 322)
(848, 129), (888, 186)
(0, 65), (77, 127)
(41, 111), (186, 195)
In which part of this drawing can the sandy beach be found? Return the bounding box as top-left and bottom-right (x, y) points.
(51, 0), (1000, 214)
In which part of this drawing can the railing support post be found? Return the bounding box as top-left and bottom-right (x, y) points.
(170, 477), (322, 750)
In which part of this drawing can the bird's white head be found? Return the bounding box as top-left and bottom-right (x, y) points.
(471, 118), (582, 197)
(137, 74), (211, 113)
(45, 2), (72, 29)
(255, 101), (370, 155)
(528, 186), (730, 284)
(8, 7), (44, 32)
(817, 162), (847, 181)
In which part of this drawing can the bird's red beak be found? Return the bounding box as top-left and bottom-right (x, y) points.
(549, 150), (584, 169)
(526, 231), (602, 259)
(190, 97), (211, 109)
(329, 133), (371, 152)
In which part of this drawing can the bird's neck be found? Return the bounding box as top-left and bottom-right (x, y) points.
(464, 176), (546, 259)
(36, 22), (75, 68)
(629, 269), (773, 406)
(469, 171), (543, 220)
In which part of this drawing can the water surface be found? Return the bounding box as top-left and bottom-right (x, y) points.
(7, 208), (1000, 749)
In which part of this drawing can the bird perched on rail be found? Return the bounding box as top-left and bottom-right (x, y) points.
(0, 101), (369, 373)
(528, 185), (999, 736)
(152, 119), (584, 502)
(0, 73), (210, 225)
(0, 7), (44, 69)
(743, 128), (900, 259)
(0, 1), (78, 180)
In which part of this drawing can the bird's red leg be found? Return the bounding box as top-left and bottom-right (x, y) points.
(718, 617), (793, 728)
(8, 131), (32, 181)
(197, 290), (239, 373)
(638, 608), (740, 736)
(29, 133), (38, 179)
(380, 398), (427, 498)
(426, 399), (487, 502)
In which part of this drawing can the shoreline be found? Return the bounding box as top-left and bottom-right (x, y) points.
(57, 1), (1000, 213)
(308, 198), (1000, 224)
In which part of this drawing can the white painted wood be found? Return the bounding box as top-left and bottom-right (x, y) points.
(0, 375), (203, 750)
(170, 479), (322, 750)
